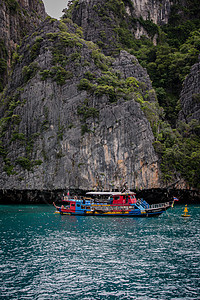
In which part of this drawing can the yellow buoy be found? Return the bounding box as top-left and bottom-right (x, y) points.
(181, 204), (191, 217)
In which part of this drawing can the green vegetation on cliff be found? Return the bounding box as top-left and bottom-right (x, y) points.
(0, 1), (199, 190)
(66, 0), (200, 189)
(67, 0), (200, 125)
(132, 30), (200, 124)
(152, 119), (200, 188)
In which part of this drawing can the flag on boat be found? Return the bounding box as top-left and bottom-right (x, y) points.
(173, 196), (179, 201)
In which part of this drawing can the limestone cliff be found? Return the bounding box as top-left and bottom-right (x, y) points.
(0, 0), (46, 91)
(131, 0), (172, 25)
(179, 55), (200, 122)
(0, 0), (198, 194)
(65, 0), (172, 52)
(0, 18), (162, 191)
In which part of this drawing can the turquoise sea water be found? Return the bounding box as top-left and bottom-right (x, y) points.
(0, 204), (199, 299)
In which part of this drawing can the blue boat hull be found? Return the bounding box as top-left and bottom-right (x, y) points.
(57, 208), (166, 217)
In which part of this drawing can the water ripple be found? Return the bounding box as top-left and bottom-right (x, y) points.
(0, 205), (199, 299)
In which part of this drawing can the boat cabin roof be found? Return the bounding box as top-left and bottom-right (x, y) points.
(86, 191), (136, 196)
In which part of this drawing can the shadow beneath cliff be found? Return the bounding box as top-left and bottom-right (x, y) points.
(136, 188), (200, 204)
(0, 188), (199, 205)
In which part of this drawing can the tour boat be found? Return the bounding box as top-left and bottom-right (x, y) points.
(53, 191), (172, 217)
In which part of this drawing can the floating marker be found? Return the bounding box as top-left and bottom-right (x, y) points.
(181, 204), (191, 218)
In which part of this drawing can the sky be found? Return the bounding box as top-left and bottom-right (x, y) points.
(42, 0), (69, 19)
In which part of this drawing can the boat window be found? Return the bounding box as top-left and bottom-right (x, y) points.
(81, 205), (85, 209)
(114, 196), (119, 200)
(71, 203), (75, 207)
(86, 206), (90, 209)
(77, 204), (80, 207)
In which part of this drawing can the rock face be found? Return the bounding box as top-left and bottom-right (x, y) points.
(0, 18), (161, 191)
(131, 0), (172, 25)
(0, 0), (46, 91)
(1, 0), (199, 195)
(179, 56), (200, 122)
(67, 0), (172, 51)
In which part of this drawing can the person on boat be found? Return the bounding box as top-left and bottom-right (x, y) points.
(53, 202), (65, 210)
(53, 202), (59, 209)
(109, 196), (113, 204)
